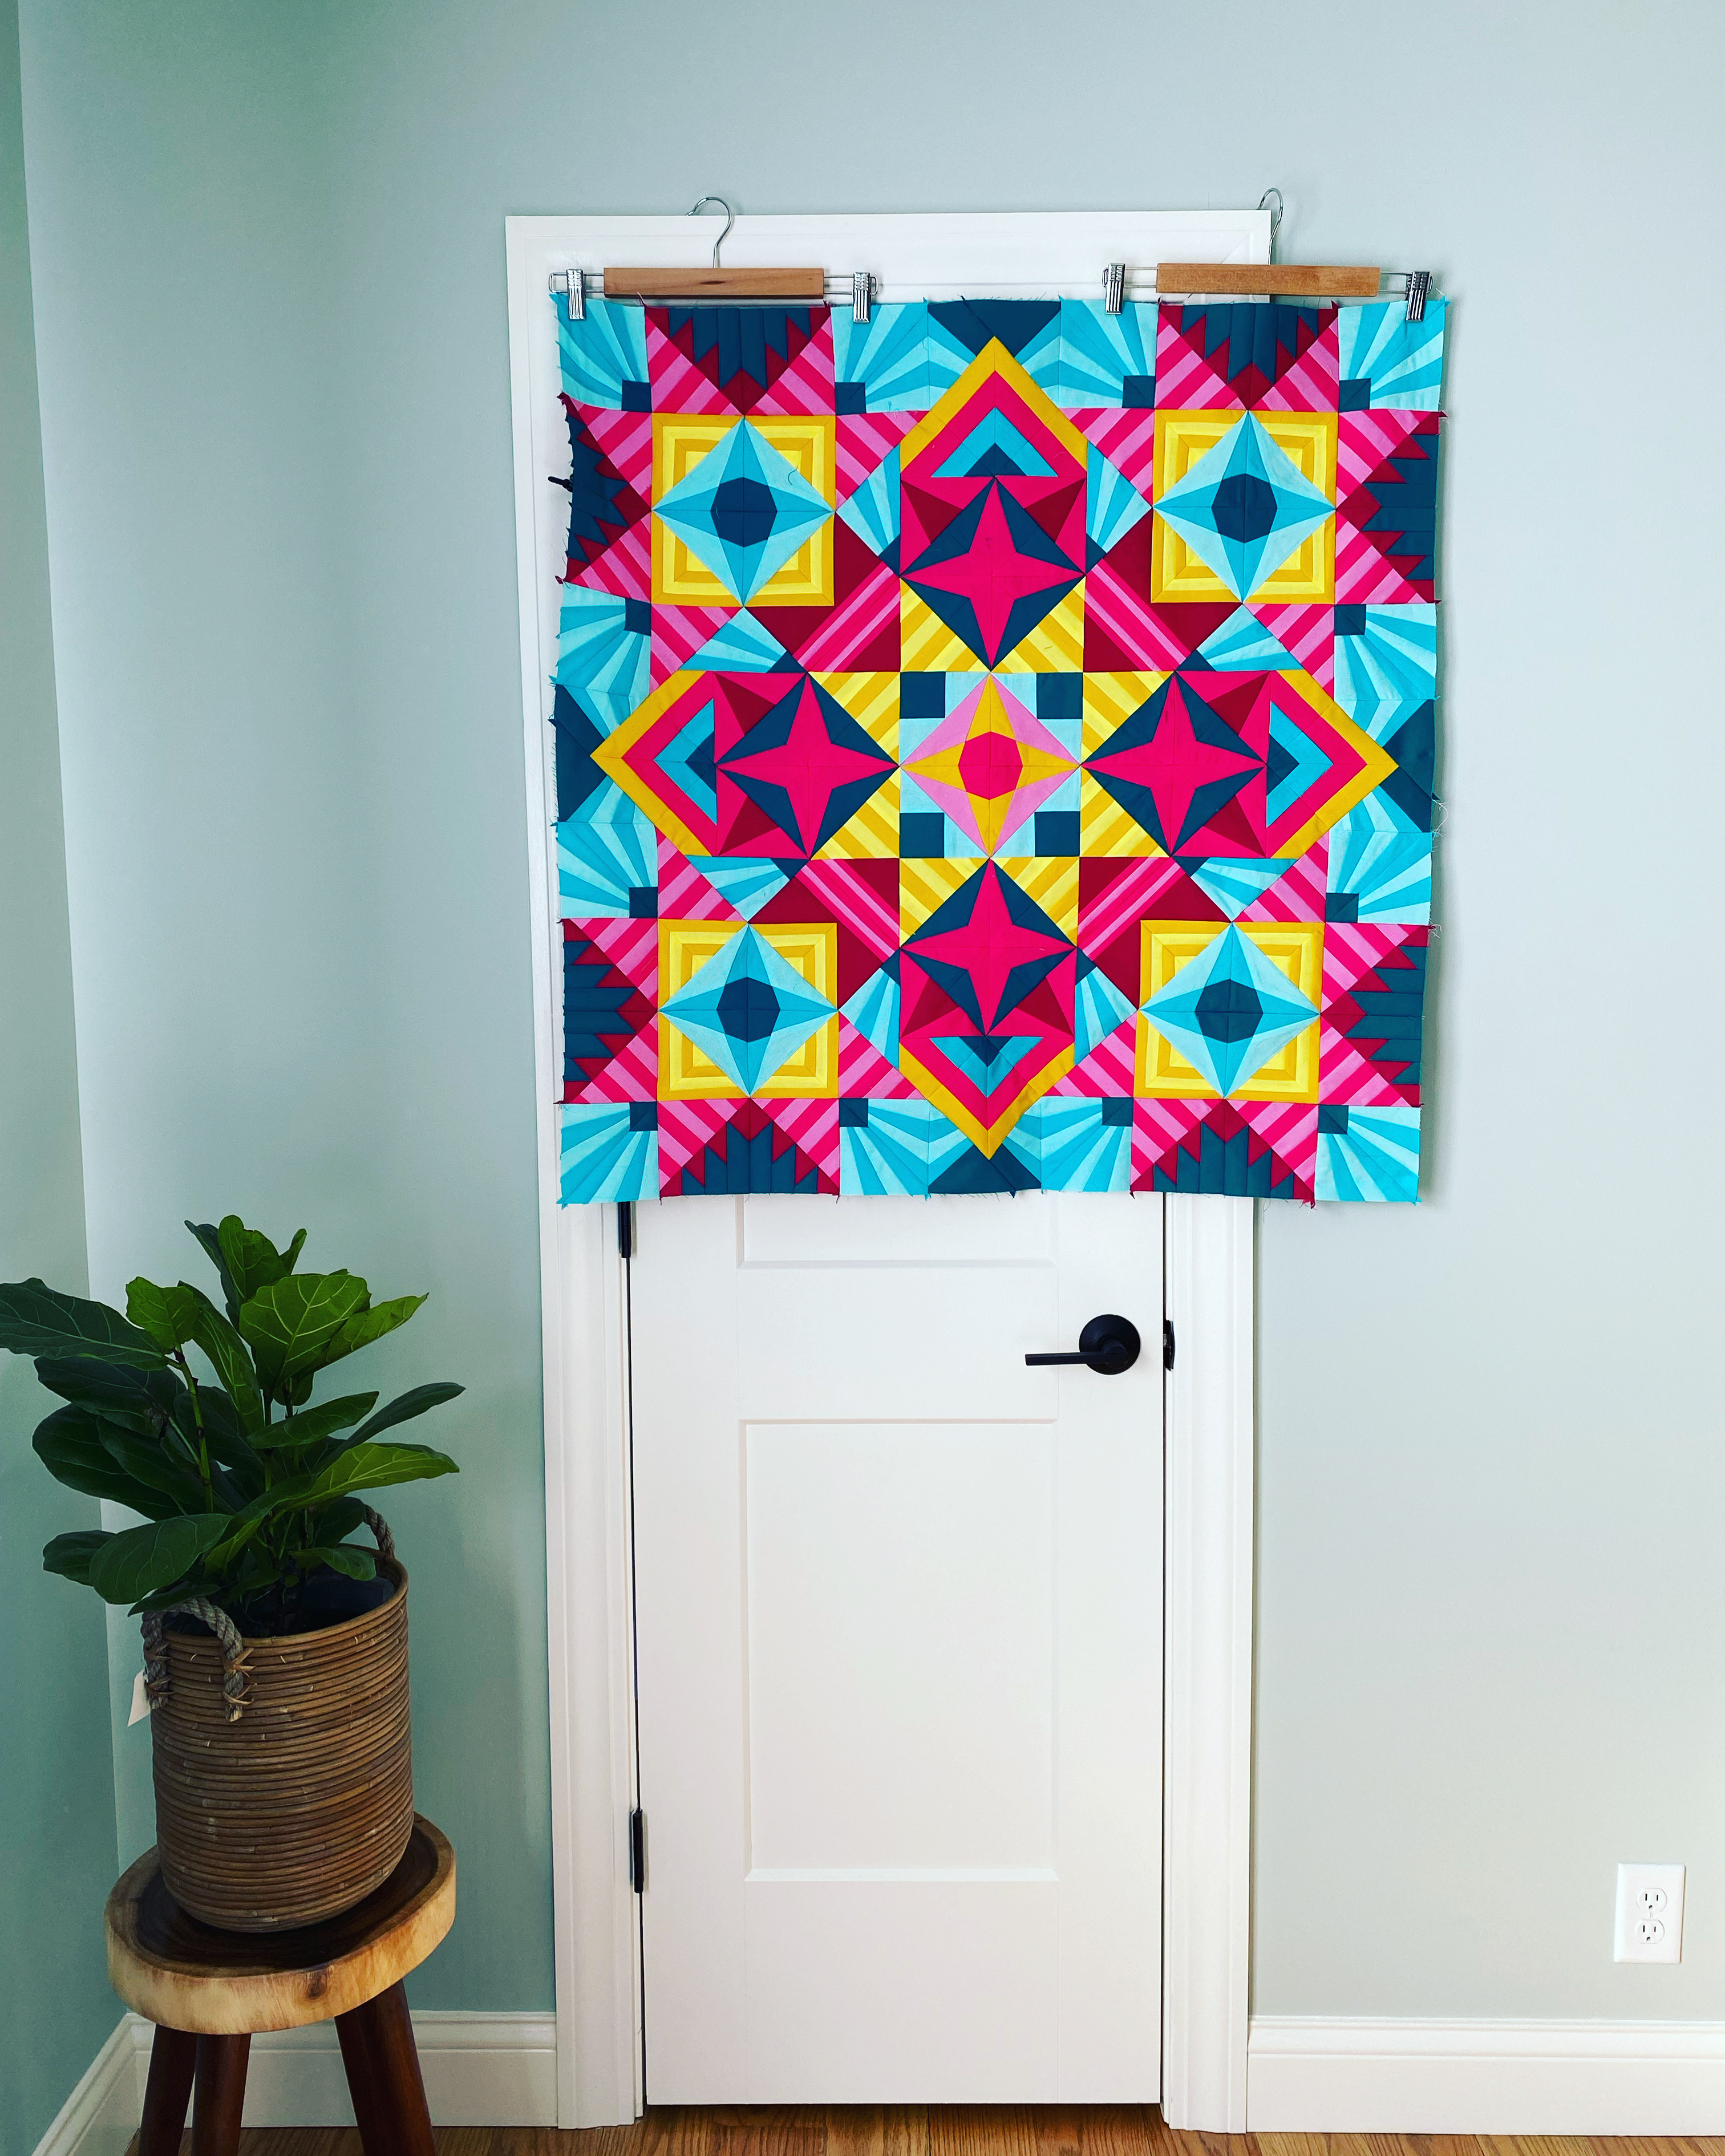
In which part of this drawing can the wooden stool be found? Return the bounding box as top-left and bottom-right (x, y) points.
(106, 1814), (455, 2156)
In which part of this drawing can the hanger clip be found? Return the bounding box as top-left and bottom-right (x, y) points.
(852, 271), (873, 325)
(549, 268), (585, 322)
(1102, 262), (1125, 315)
(1404, 269), (1431, 323)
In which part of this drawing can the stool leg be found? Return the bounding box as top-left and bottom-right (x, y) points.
(335, 2005), (393, 2152)
(191, 2033), (250, 2156)
(138, 2025), (197, 2155)
(335, 1981), (434, 2156)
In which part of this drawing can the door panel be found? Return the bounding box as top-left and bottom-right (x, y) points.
(740, 1192), (1058, 1266)
(738, 1267), (1059, 1423)
(746, 1421), (1055, 1874)
(631, 1190), (1163, 2102)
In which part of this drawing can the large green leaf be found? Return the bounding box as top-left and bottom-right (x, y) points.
(326, 1294), (426, 1365)
(195, 1387), (263, 1482)
(314, 1496), (369, 1544)
(0, 1280), (167, 1368)
(42, 1530), (114, 1584)
(252, 1392), (376, 1454)
(239, 1272), (370, 1392)
(301, 1439), (459, 1505)
(33, 1406), (179, 1518)
(173, 1284), (266, 1434)
(203, 1486), (284, 1570)
(125, 1278), (204, 1355)
(217, 1215), (307, 1308)
(299, 1543), (377, 1582)
(158, 1382), (259, 1500)
(131, 1578), (218, 1616)
(185, 1220), (242, 1319)
(34, 1356), (187, 1434)
(96, 1426), (208, 1511)
(87, 1514), (229, 1606)
(343, 1382), (462, 1447)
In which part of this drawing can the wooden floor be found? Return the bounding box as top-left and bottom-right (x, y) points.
(164, 2108), (1725, 2156)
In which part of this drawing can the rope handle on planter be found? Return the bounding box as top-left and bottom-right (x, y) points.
(140, 1599), (253, 1724)
(361, 1505), (395, 1562)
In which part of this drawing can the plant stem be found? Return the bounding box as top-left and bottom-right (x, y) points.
(171, 1349), (213, 1506)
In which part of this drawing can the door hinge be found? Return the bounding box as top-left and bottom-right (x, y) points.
(629, 1806), (646, 1892)
(1163, 1319), (1175, 1372)
(617, 1201), (634, 1260)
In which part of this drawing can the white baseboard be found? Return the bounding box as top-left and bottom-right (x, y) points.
(38, 2011), (556, 2154)
(31, 2020), (139, 2156)
(233, 2011), (557, 2127)
(1249, 2014), (1725, 2134)
(59, 2006), (1725, 2142)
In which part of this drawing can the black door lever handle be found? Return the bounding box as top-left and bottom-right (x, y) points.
(1025, 1313), (1141, 1376)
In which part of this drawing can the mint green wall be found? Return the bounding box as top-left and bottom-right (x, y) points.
(0, 1), (120, 2146)
(13, 0), (1724, 2046)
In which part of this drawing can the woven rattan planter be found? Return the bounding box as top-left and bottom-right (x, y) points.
(150, 1560), (413, 1932)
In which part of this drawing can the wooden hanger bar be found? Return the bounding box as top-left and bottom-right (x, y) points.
(1157, 262), (1382, 299)
(602, 266), (827, 301)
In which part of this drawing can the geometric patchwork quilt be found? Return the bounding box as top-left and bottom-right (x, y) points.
(550, 294), (1445, 1203)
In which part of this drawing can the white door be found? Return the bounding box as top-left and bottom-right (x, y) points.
(631, 1190), (1163, 2102)
(508, 209), (1271, 2122)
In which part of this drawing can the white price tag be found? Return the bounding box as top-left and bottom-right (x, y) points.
(129, 1667), (150, 1725)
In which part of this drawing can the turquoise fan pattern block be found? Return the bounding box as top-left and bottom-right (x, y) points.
(546, 293), (1447, 1203)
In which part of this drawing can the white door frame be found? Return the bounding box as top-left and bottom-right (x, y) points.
(505, 209), (1264, 2131)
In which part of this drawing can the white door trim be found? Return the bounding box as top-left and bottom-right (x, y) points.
(1162, 1194), (1255, 2130)
(504, 208), (1266, 2129)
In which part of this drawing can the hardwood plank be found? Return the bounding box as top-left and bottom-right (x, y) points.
(1030, 2107), (1086, 2156)
(930, 2109), (1042, 2156)
(1156, 2130), (1253, 2156)
(1054, 2106), (1160, 2156)
(708, 2106), (828, 2156)
(228, 2135), (358, 2155)
(1596, 2142), (1725, 2156)
(577, 2124), (674, 2156)
(1256, 2140), (1388, 2156)
(824, 2107), (930, 2156)
(202, 2119), (1725, 2156)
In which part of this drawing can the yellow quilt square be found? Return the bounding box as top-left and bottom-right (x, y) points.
(1135, 920), (1323, 1102)
(657, 919), (839, 1100)
(650, 416), (835, 607)
(1149, 411), (1338, 606)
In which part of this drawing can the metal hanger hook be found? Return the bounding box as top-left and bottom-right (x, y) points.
(1258, 187), (1284, 260)
(688, 193), (735, 269)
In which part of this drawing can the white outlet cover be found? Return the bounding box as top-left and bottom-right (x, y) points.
(1615, 1862), (1685, 1963)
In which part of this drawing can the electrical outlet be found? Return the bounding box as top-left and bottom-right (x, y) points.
(1615, 1862), (1684, 1963)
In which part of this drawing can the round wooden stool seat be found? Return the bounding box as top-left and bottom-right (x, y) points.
(106, 1815), (455, 2156)
(107, 1814), (454, 2033)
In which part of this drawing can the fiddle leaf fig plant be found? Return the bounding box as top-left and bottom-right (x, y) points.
(0, 1215), (460, 1623)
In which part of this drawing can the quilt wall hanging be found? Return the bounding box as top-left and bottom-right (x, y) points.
(549, 294), (1445, 1204)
